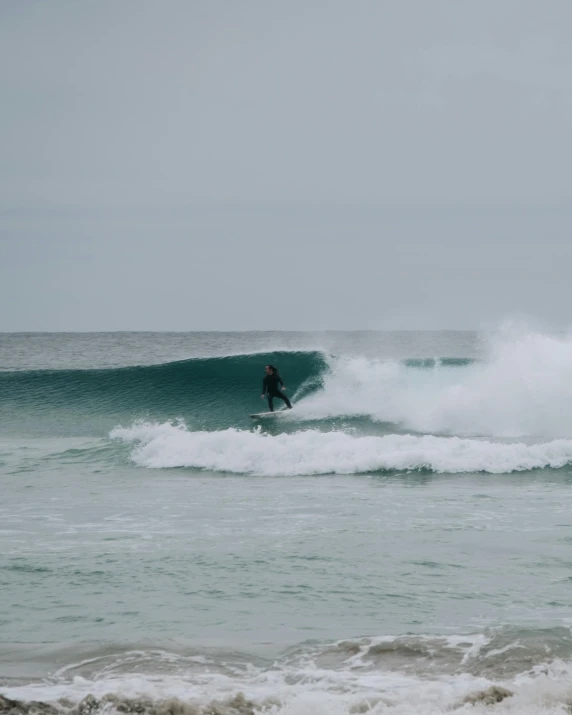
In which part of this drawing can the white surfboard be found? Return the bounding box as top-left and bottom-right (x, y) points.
(250, 411), (287, 419)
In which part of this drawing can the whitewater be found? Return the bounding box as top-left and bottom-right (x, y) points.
(4, 330), (572, 714)
(112, 423), (572, 475)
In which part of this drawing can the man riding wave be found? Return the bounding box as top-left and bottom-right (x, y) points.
(261, 364), (293, 412)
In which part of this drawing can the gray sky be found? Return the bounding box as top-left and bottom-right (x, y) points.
(1, 1), (571, 330)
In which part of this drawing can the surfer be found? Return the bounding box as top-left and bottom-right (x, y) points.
(261, 365), (292, 412)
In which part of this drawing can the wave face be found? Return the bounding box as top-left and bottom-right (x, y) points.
(0, 351), (326, 434)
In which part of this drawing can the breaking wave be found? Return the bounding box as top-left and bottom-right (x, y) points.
(3, 628), (572, 714)
(295, 331), (572, 438)
(5, 330), (572, 445)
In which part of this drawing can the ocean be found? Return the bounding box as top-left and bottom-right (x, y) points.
(2, 330), (572, 714)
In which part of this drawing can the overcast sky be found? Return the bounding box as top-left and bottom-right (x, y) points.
(1, 1), (571, 330)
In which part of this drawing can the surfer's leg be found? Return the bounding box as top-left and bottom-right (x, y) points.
(267, 395), (274, 412)
(274, 392), (292, 409)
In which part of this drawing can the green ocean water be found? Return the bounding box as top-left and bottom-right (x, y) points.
(2, 331), (572, 714)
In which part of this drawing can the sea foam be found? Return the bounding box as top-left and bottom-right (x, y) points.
(2, 633), (572, 715)
(111, 421), (572, 475)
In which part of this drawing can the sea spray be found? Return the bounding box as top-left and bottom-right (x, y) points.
(295, 331), (572, 437)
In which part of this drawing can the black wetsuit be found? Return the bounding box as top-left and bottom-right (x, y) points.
(262, 372), (292, 412)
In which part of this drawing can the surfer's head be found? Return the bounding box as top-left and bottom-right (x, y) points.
(265, 365), (276, 374)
